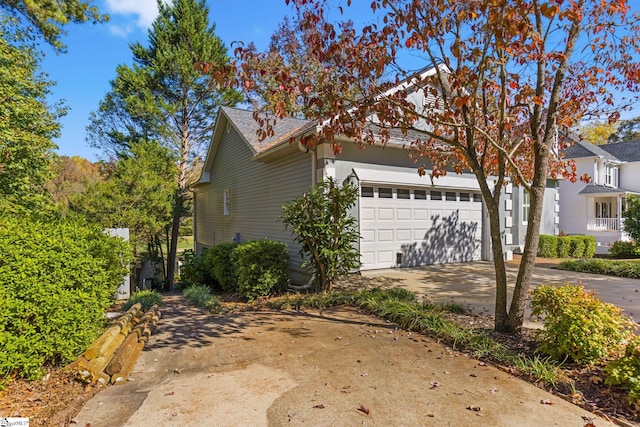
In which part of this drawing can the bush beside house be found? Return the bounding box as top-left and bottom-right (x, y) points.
(179, 239), (289, 301)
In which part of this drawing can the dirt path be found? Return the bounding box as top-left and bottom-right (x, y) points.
(73, 295), (616, 426)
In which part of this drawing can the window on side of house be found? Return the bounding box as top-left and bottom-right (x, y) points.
(445, 191), (456, 201)
(414, 189), (427, 200)
(379, 187), (393, 198)
(605, 164), (619, 187)
(430, 191), (442, 200)
(460, 192), (470, 201)
(522, 189), (530, 225)
(361, 186), (374, 197)
(397, 188), (410, 199)
(223, 189), (230, 216)
(473, 193), (482, 202)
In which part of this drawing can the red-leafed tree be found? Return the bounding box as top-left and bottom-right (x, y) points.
(207, 0), (640, 332)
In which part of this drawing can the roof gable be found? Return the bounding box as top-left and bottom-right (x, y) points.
(200, 107), (316, 180)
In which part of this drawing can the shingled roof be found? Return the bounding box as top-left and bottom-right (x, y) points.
(578, 184), (626, 195)
(600, 140), (640, 162)
(222, 106), (316, 154)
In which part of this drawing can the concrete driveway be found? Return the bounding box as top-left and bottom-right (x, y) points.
(355, 260), (640, 325)
(75, 295), (615, 427)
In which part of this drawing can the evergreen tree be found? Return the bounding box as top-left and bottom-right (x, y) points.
(87, 0), (241, 289)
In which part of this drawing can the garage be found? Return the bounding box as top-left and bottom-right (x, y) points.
(354, 170), (484, 270)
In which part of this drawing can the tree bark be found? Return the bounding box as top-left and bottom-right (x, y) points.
(165, 193), (183, 291)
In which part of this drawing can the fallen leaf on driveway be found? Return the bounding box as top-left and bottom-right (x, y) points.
(341, 385), (351, 393)
(429, 381), (443, 389)
(467, 406), (482, 411)
(489, 388), (498, 394)
(313, 404), (325, 409)
(540, 399), (553, 405)
(359, 404), (370, 415)
(164, 391), (175, 396)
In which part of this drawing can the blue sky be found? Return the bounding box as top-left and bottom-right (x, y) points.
(43, 0), (305, 161)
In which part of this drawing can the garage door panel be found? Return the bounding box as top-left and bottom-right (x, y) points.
(361, 207), (375, 220)
(361, 229), (375, 242)
(377, 250), (394, 264)
(414, 209), (428, 220)
(396, 229), (411, 241)
(378, 208), (394, 220)
(397, 208), (411, 220)
(378, 229), (394, 242)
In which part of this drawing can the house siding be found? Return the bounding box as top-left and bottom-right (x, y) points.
(512, 180), (559, 250)
(194, 126), (313, 284)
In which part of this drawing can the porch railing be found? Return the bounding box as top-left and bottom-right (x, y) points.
(587, 217), (620, 231)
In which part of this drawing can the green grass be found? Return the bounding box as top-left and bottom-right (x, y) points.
(123, 289), (163, 311)
(177, 236), (194, 253)
(183, 285), (224, 313)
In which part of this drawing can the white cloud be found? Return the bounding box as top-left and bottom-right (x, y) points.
(105, 0), (160, 29)
(108, 24), (134, 37)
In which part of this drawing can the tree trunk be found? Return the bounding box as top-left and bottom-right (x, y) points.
(165, 193), (182, 291)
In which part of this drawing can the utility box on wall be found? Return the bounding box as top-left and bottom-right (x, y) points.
(105, 228), (131, 299)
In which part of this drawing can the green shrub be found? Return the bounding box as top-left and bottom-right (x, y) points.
(604, 336), (640, 404)
(610, 241), (639, 259)
(123, 289), (163, 311)
(233, 239), (289, 301)
(0, 213), (131, 380)
(566, 236), (586, 258)
(209, 242), (238, 292)
(582, 236), (597, 258)
(281, 177), (360, 292)
(559, 258), (640, 278)
(531, 285), (635, 364)
(538, 235), (558, 258)
(179, 249), (209, 289)
(557, 237), (571, 258)
(183, 285), (223, 313)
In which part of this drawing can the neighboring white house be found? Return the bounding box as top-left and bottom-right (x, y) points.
(560, 139), (640, 253)
(193, 71), (559, 283)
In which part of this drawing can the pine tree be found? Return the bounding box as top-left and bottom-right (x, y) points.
(88, 0), (241, 289)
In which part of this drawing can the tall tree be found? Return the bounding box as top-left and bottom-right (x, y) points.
(70, 140), (177, 273)
(0, 0), (105, 51)
(88, 0), (242, 289)
(0, 16), (65, 210)
(228, 0), (639, 332)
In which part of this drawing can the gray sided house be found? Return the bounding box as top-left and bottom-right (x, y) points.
(194, 106), (560, 284)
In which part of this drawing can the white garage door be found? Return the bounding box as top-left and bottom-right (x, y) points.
(359, 185), (483, 270)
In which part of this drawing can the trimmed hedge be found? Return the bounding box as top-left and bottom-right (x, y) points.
(558, 258), (640, 278)
(536, 234), (596, 258)
(0, 212), (131, 380)
(233, 239), (290, 301)
(610, 241), (640, 259)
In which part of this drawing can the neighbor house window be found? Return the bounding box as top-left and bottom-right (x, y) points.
(522, 189), (530, 224)
(223, 189), (230, 216)
(605, 164), (619, 187)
